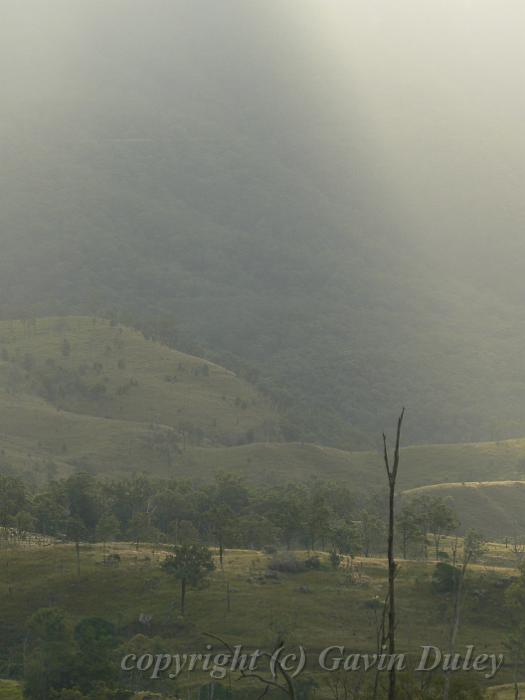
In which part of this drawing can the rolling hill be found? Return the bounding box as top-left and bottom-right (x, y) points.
(3, 314), (525, 535)
(175, 437), (525, 492)
(0, 316), (280, 481)
(403, 481), (525, 539)
(0, 316), (278, 443)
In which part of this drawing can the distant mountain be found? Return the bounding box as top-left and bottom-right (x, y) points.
(2, 1), (525, 447)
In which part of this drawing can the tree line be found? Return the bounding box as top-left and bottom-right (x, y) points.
(0, 472), (462, 561)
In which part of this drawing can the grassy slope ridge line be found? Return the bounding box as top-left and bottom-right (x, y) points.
(0, 316), (279, 479)
(182, 438), (525, 490)
(403, 481), (525, 538)
(1, 316), (525, 499)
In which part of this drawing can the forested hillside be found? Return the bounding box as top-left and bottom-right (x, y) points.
(3, 316), (525, 498)
(2, 1), (525, 447)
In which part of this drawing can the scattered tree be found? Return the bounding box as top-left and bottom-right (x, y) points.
(161, 544), (215, 615)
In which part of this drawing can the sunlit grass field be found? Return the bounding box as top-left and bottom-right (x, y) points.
(0, 540), (519, 697)
(0, 680), (22, 699)
(488, 684), (525, 699)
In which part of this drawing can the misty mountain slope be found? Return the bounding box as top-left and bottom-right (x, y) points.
(2, 1), (525, 445)
(2, 310), (525, 496)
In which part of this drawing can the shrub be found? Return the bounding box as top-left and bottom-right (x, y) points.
(268, 554), (307, 574)
(329, 551), (342, 570)
(262, 544), (277, 555)
(432, 562), (460, 594)
(304, 555), (322, 570)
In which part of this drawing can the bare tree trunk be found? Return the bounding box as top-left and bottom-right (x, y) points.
(205, 632), (297, 699)
(514, 654), (520, 700)
(383, 408), (405, 700)
(181, 577), (187, 615)
(75, 539), (81, 578)
(443, 553), (470, 700)
(372, 591), (389, 700)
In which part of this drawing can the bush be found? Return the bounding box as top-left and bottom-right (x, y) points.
(104, 553), (121, 567)
(432, 562), (460, 594)
(304, 555), (322, 570)
(268, 554), (307, 574)
(329, 551), (342, 569)
(262, 544), (277, 555)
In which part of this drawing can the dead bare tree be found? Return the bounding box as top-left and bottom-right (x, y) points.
(511, 523), (525, 566)
(371, 591), (389, 700)
(382, 408), (405, 700)
(443, 529), (485, 700)
(204, 632), (296, 699)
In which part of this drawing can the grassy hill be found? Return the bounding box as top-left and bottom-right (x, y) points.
(175, 436), (525, 492)
(0, 680), (22, 699)
(403, 481), (525, 539)
(0, 316), (280, 481)
(0, 316), (278, 443)
(0, 390), (174, 481)
(175, 440), (525, 535)
(3, 315), (525, 515)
